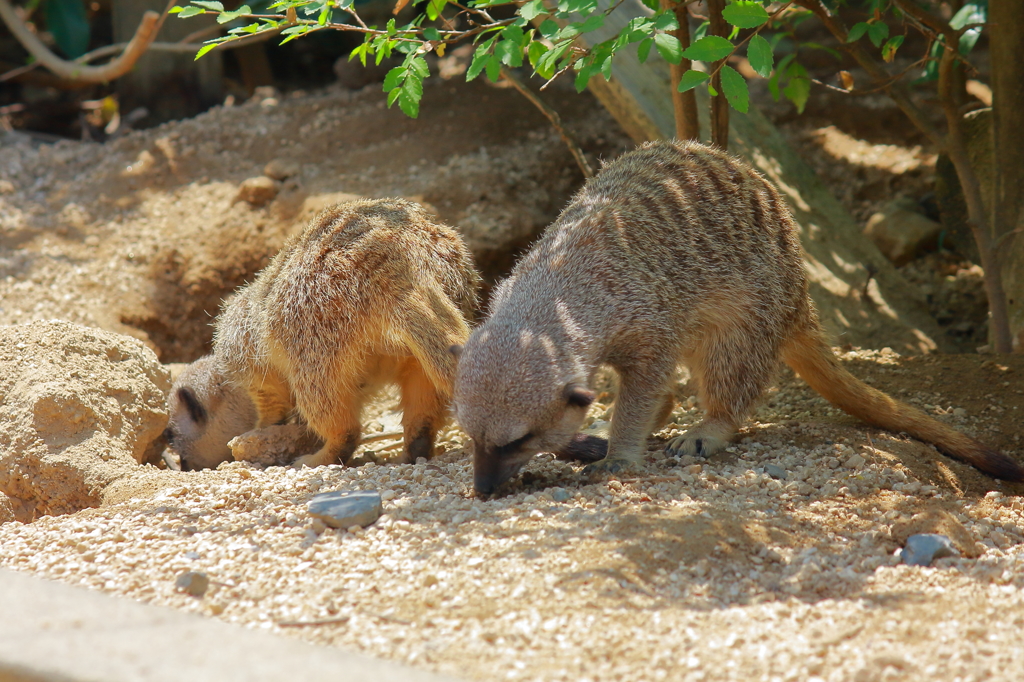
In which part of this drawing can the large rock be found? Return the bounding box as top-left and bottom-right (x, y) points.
(863, 198), (942, 266)
(0, 321), (171, 522)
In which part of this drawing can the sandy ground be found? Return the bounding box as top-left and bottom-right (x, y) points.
(1, 62), (1023, 681)
(1, 350), (1023, 682)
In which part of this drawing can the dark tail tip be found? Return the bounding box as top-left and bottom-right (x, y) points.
(974, 447), (1024, 482)
(554, 433), (609, 463)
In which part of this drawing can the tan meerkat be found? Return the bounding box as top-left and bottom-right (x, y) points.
(168, 198), (481, 470)
(453, 140), (1024, 495)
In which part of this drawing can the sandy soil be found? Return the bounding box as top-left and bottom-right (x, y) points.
(1, 350), (1023, 682)
(1, 62), (1023, 682)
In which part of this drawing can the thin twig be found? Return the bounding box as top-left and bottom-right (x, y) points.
(501, 67), (594, 178)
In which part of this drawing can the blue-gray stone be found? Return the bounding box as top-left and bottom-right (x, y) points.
(175, 571), (209, 597)
(550, 488), (572, 502)
(901, 533), (959, 566)
(308, 490), (382, 529)
(763, 464), (787, 480)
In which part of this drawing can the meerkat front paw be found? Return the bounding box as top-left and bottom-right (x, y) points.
(292, 449), (334, 468)
(664, 432), (727, 459)
(582, 457), (637, 476)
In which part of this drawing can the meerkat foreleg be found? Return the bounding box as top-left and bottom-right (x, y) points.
(585, 360), (676, 474)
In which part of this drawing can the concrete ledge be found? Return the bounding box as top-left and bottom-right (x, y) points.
(0, 568), (456, 682)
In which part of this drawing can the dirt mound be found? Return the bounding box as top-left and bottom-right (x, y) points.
(0, 320), (170, 522)
(0, 79), (628, 362)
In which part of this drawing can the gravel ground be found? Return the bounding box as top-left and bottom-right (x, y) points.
(1, 350), (1022, 682)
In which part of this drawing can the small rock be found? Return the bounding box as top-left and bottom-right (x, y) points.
(763, 464), (787, 480)
(550, 488), (572, 502)
(310, 518), (328, 535)
(175, 571), (209, 597)
(953, 407), (967, 418)
(234, 176), (280, 207)
(844, 454), (866, 469)
(901, 533), (959, 567)
(863, 198), (942, 266)
(307, 490), (382, 529)
(263, 159), (300, 181)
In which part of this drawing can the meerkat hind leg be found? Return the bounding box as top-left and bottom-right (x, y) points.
(665, 335), (773, 459)
(396, 358), (447, 464)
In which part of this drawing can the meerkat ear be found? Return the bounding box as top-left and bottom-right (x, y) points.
(563, 384), (596, 409)
(177, 387), (207, 425)
(448, 344), (464, 358)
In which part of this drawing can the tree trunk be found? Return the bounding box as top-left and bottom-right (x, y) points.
(662, 0), (700, 141)
(990, 0), (1024, 351)
(707, 0), (729, 149)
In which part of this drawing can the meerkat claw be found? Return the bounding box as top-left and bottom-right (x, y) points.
(582, 458), (635, 476)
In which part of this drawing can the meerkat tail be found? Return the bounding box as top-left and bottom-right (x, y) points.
(781, 326), (1024, 481)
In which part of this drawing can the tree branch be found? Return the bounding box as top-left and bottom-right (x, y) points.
(500, 68), (594, 178)
(0, 0), (167, 83)
(793, 0), (942, 147)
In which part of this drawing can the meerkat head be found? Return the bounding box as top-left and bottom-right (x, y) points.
(165, 355), (257, 471)
(452, 327), (596, 495)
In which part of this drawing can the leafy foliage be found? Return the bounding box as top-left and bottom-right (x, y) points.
(43, 0), (90, 59)
(167, 0), (994, 124)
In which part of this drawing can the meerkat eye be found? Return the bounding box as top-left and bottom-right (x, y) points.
(563, 384), (596, 409)
(492, 432), (534, 457)
(177, 387), (207, 425)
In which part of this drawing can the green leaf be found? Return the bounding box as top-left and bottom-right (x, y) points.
(408, 55), (429, 78)
(654, 33), (682, 64)
(846, 21), (868, 43)
(681, 35), (733, 62)
(527, 41), (548, 68)
(169, 6), (184, 14)
(191, 0), (224, 10)
(881, 34), (904, 63)
(539, 19), (559, 38)
(654, 11), (678, 32)
(423, 27), (441, 41)
(383, 66), (404, 91)
(721, 1), (769, 29)
(485, 53), (502, 81)
(707, 82), (718, 96)
(426, 0), (446, 21)
(43, 0), (90, 58)
(178, 6), (205, 18)
(535, 41), (568, 78)
(387, 87), (402, 107)
(318, 6), (329, 25)
(194, 43), (219, 60)
(677, 69), (709, 93)
(867, 21), (888, 48)
(951, 3), (986, 55)
(719, 64), (749, 113)
(746, 34), (772, 78)
(520, 0), (545, 22)
(782, 62), (810, 113)
(637, 36), (654, 63)
(575, 61), (595, 92)
(494, 39), (523, 67)
(693, 20), (708, 41)
(767, 52), (794, 100)
(576, 13), (605, 34)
